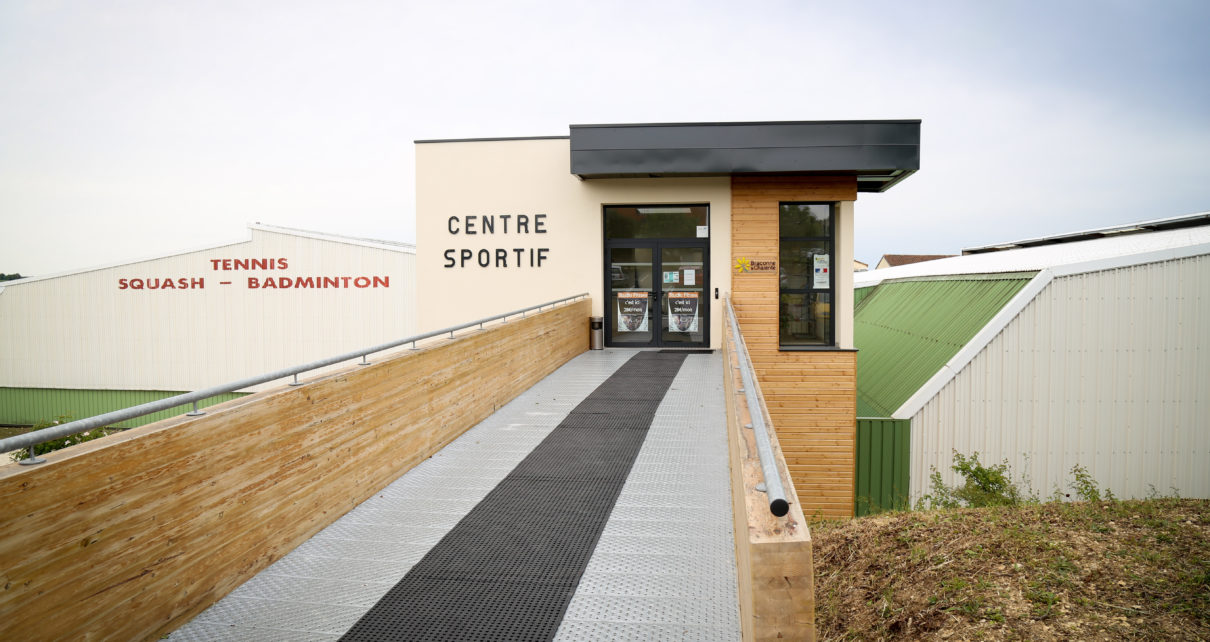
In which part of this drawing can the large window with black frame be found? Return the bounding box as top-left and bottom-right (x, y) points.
(779, 202), (835, 348)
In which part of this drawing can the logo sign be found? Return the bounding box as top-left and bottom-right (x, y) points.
(734, 257), (777, 274)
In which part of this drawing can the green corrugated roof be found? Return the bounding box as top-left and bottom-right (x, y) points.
(855, 274), (1035, 417)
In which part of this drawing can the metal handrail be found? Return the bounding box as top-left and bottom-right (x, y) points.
(1, 293), (591, 462)
(725, 298), (790, 517)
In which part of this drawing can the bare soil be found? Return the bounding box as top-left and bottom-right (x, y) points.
(812, 499), (1210, 640)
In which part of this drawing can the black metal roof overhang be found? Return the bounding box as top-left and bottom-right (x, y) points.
(570, 120), (920, 192)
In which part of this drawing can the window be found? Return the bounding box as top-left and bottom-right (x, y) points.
(779, 203), (834, 348)
(604, 205), (708, 239)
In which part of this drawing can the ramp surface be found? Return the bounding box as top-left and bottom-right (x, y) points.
(170, 350), (739, 641)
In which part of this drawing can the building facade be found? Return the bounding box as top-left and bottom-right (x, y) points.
(416, 121), (921, 518)
(855, 216), (1210, 504)
(0, 224), (416, 427)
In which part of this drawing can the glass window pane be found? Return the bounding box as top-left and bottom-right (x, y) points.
(779, 292), (832, 346)
(779, 203), (831, 237)
(605, 205), (708, 239)
(780, 241), (828, 290)
(610, 247), (653, 344)
(660, 246), (705, 345)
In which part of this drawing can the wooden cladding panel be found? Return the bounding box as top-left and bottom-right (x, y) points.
(0, 300), (590, 641)
(731, 176), (857, 520)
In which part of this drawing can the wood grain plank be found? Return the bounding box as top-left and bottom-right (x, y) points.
(0, 300), (591, 641)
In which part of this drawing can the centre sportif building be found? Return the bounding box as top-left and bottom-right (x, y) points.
(414, 120), (922, 518)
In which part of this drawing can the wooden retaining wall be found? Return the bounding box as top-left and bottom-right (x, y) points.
(0, 299), (590, 641)
(724, 302), (815, 641)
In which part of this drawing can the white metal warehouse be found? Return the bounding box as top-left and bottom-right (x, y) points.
(854, 214), (1210, 502)
(0, 224), (416, 427)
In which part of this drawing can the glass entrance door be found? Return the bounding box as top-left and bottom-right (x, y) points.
(607, 242), (708, 347)
(609, 247), (654, 345)
(659, 246), (705, 345)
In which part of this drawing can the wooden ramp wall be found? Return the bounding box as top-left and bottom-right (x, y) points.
(0, 299), (590, 641)
(724, 304), (815, 641)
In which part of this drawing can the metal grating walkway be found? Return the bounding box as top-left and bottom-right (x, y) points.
(170, 349), (739, 641)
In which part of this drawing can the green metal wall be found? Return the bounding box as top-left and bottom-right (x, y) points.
(855, 417), (911, 516)
(0, 387), (248, 429)
(855, 275), (1034, 417)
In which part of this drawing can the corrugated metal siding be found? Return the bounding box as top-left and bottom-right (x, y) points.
(854, 277), (1032, 417)
(854, 285), (874, 309)
(0, 387), (247, 428)
(911, 254), (1210, 501)
(855, 418), (910, 515)
(0, 228), (416, 392)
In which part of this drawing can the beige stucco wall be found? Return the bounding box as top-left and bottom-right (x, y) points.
(416, 138), (732, 349)
(836, 200), (855, 349)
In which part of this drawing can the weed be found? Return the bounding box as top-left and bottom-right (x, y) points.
(941, 577), (969, 593)
(1070, 464), (1116, 502)
(1025, 584), (1058, 606)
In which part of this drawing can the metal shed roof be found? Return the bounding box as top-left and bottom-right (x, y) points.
(855, 275), (1034, 417)
(856, 221), (1210, 287)
(569, 120), (920, 192)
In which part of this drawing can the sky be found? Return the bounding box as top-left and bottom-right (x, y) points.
(2, 0), (1208, 276)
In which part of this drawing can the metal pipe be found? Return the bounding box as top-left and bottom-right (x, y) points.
(0, 293), (590, 456)
(725, 299), (790, 517)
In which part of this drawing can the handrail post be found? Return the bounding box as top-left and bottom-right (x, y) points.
(18, 441), (45, 466)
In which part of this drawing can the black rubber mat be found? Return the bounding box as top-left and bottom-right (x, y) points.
(659, 349), (714, 354)
(340, 351), (688, 642)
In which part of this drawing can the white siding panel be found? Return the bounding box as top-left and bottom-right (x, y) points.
(0, 229), (416, 392)
(910, 254), (1210, 501)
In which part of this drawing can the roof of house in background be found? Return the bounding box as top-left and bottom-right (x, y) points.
(855, 213), (1210, 419)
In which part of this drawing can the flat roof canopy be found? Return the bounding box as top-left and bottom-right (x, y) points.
(570, 120), (920, 192)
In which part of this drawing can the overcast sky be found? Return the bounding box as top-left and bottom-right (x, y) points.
(2, 0), (1207, 276)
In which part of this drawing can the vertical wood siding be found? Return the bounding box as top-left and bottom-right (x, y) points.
(731, 176), (858, 519)
(911, 255), (1210, 501)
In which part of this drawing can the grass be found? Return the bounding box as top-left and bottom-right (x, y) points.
(812, 498), (1210, 640)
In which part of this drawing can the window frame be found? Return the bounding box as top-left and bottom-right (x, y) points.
(778, 201), (837, 350)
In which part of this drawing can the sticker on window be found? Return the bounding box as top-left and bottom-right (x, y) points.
(813, 254), (830, 289)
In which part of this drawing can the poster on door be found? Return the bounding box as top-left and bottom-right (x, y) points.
(667, 291), (699, 333)
(617, 291), (649, 332)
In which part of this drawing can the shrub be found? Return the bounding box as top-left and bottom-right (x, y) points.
(918, 451), (1024, 509)
(8, 416), (118, 462)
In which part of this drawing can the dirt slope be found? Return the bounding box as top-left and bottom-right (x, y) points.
(812, 499), (1209, 640)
